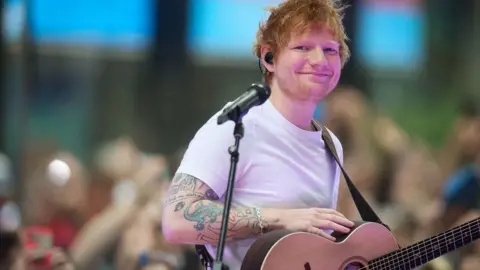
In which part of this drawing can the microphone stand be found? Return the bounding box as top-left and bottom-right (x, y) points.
(213, 118), (244, 270)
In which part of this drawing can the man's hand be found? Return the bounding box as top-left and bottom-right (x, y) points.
(264, 208), (354, 241)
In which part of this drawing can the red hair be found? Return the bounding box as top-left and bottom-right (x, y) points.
(253, 0), (350, 84)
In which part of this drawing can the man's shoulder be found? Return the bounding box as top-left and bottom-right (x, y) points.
(194, 103), (260, 138)
(175, 103), (261, 196)
(444, 165), (478, 189)
(443, 165), (479, 199)
(442, 164), (480, 208)
(186, 104), (260, 153)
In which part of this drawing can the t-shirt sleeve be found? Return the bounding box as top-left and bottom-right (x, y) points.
(442, 167), (479, 210)
(175, 110), (251, 198)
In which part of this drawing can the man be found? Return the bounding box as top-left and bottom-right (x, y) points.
(162, 0), (355, 269)
(440, 152), (480, 230)
(438, 99), (480, 183)
(436, 104), (480, 232)
(431, 158), (480, 270)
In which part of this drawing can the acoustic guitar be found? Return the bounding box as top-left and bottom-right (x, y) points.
(241, 218), (480, 270)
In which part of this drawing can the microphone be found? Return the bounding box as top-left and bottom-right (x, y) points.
(217, 83), (271, 125)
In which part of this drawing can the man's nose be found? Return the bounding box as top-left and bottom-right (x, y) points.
(308, 48), (327, 66)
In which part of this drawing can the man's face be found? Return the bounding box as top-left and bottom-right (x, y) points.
(272, 24), (342, 102)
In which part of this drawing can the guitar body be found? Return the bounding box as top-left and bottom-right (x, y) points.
(241, 222), (400, 270)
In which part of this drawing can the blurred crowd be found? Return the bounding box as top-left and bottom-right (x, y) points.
(0, 86), (479, 270)
(0, 137), (199, 270)
(328, 87), (480, 270)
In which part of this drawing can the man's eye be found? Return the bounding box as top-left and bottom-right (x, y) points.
(324, 48), (339, 55)
(294, 46), (310, 51)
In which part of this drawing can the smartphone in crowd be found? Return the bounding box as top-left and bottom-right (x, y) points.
(23, 226), (54, 269)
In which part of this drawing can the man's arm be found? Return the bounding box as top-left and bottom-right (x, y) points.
(69, 202), (140, 270)
(162, 173), (280, 245)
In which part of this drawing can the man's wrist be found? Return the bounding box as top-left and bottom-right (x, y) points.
(259, 208), (283, 232)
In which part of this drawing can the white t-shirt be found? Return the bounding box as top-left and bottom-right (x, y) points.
(176, 99), (343, 270)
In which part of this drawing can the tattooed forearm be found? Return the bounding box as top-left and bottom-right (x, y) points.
(184, 201), (223, 231)
(185, 201), (267, 243)
(164, 173), (267, 244)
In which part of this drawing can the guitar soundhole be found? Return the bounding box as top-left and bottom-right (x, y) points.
(343, 262), (365, 270)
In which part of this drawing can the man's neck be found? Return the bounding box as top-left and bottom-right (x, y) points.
(269, 83), (317, 131)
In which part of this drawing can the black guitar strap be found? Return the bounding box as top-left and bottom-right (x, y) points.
(312, 120), (389, 229)
(195, 244), (213, 270)
(194, 121), (389, 269)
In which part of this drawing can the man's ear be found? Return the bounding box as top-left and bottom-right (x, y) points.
(260, 45), (274, 72)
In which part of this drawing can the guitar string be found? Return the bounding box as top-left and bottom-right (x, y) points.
(359, 231), (471, 270)
(359, 221), (479, 270)
(369, 219), (480, 269)
(365, 224), (480, 270)
(355, 219), (480, 270)
(373, 222), (480, 270)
